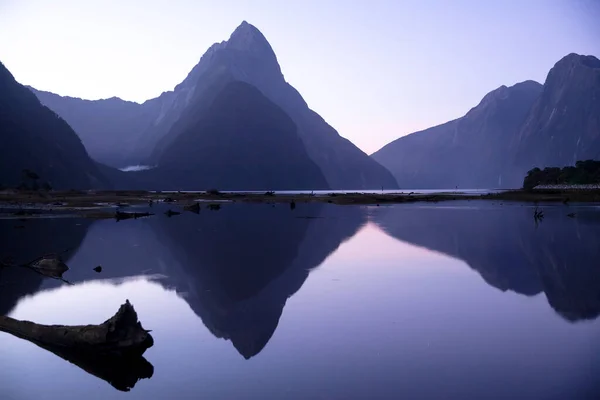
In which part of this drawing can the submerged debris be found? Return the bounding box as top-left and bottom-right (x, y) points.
(1, 253), (72, 284)
(115, 211), (154, 221)
(533, 207), (545, 225)
(30, 255), (70, 280)
(567, 212), (576, 218)
(290, 201), (296, 210)
(164, 209), (181, 217)
(207, 203), (221, 211)
(183, 202), (200, 214)
(12, 209), (34, 216)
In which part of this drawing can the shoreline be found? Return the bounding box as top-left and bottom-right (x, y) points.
(1, 188), (600, 219)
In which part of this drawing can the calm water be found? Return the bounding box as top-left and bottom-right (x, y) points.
(2, 201), (600, 399)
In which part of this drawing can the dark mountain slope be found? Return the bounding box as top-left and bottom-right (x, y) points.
(372, 81), (542, 189)
(0, 61), (109, 189)
(143, 80), (328, 190)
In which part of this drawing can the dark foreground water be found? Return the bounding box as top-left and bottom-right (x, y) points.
(2, 201), (600, 399)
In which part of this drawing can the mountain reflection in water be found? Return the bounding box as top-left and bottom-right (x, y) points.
(2, 201), (600, 399)
(2, 203), (366, 358)
(371, 201), (600, 322)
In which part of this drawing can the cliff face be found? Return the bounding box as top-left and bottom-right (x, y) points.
(512, 54), (600, 176)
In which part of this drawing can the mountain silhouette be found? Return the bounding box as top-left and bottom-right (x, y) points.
(29, 21), (398, 190)
(373, 53), (600, 189)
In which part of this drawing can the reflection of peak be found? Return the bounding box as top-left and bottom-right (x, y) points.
(19, 203), (366, 359)
(372, 204), (600, 322)
(148, 203), (366, 358)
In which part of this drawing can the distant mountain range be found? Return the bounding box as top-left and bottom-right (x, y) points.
(372, 53), (600, 189)
(3, 20), (598, 190)
(26, 21), (398, 191)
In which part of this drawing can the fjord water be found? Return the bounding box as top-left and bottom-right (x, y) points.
(2, 202), (600, 399)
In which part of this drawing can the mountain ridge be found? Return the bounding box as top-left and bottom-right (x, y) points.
(372, 80), (543, 188)
(373, 52), (600, 188)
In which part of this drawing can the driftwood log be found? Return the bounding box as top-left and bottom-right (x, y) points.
(0, 300), (154, 391)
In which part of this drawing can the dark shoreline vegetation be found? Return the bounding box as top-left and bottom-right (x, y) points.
(523, 160), (600, 189)
(2, 188), (600, 219)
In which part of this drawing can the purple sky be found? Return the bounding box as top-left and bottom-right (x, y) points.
(0, 0), (599, 153)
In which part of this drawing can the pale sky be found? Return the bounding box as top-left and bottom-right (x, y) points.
(1, 0), (599, 154)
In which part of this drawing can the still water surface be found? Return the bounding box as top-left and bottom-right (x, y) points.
(1, 202), (600, 399)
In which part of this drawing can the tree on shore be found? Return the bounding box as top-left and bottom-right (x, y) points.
(523, 160), (600, 189)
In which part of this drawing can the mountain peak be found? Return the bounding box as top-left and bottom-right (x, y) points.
(543, 53), (600, 90)
(555, 53), (600, 69)
(226, 21), (276, 58)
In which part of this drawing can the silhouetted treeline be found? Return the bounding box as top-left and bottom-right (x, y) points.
(523, 160), (600, 189)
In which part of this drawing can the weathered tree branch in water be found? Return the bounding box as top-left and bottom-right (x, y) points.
(0, 300), (154, 391)
(0, 300), (153, 356)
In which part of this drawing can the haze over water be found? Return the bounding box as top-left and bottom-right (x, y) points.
(2, 201), (600, 399)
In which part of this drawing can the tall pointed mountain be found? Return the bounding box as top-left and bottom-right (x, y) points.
(29, 21), (398, 190)
(143, 21), (398, 189)
(372, 81), (542, 188)
(512, 53), (600, 175)
(0, 61), (109, 189)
